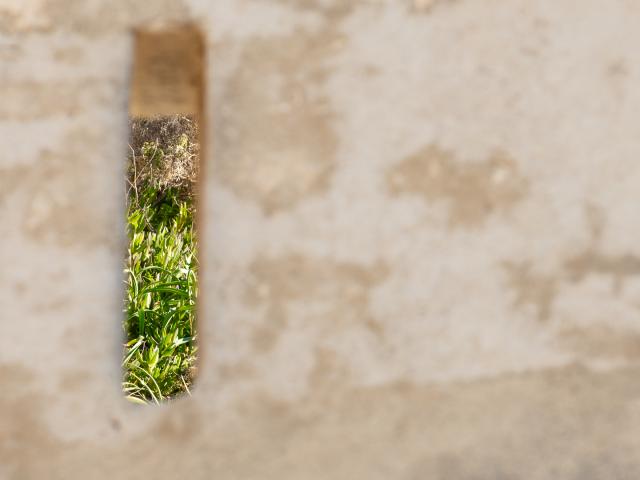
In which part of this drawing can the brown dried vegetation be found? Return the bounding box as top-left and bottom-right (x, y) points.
(127, 115), (199, 201)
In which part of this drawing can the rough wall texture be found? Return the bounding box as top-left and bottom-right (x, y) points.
(3, 0), (640, 478)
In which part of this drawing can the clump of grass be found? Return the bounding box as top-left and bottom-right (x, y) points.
(123, 116), (198, 404)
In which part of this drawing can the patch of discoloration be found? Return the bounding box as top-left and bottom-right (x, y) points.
(0, 39), (21, 61)
(0, 80), (117, 121)
(217, 29), (342, 214)
(307, 346), (353, 391)
(220, 365), (640, 480)
(0, 163), (29, 207)
(3, 365), (640, 478)
(360, 64), (382, 78)
(563, 203), (640, 291)
(58, 369), (92, 391)
(218, 361), (258, 382)
(31, 294), (74, 313)
(559, 326), (640, 363)
(0, 364), (65, 479)
(565, 249), (640, 293)
(387, 145), (529, 228)
(411, 0), (443, 13)
(245, 254), (389, 352)
(607, 59), (630, 79)
(1, 0), (191, 34)
(0, 1), (48, 34)
(151, 401), (204, 443)
(12, 280), (27, 295)
(53, 45), (85, 64)
(0, 363), (37, 397)
(61, 325), (94, 350)
(500, 205), (640, 323)
(503, 261), (559, 322)
(605, 59), (630, 99)
(584, 202), (606, 242)
(0, 129), (120, 248)
(250, 0), (356, 19)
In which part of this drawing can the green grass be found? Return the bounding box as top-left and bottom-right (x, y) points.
(122, 172), (198, 404)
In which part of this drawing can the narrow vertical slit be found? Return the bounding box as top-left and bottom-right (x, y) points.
(122, 26), (204, 404)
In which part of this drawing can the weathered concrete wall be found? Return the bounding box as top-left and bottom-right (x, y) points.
(3, 0), (640, 478)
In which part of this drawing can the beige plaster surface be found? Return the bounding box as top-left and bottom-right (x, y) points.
(2, 0), (640, 478)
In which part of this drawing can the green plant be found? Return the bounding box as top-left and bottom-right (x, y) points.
(123, 130), (198, 403)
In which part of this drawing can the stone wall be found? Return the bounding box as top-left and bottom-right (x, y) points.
(2, 0), (640, 478)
